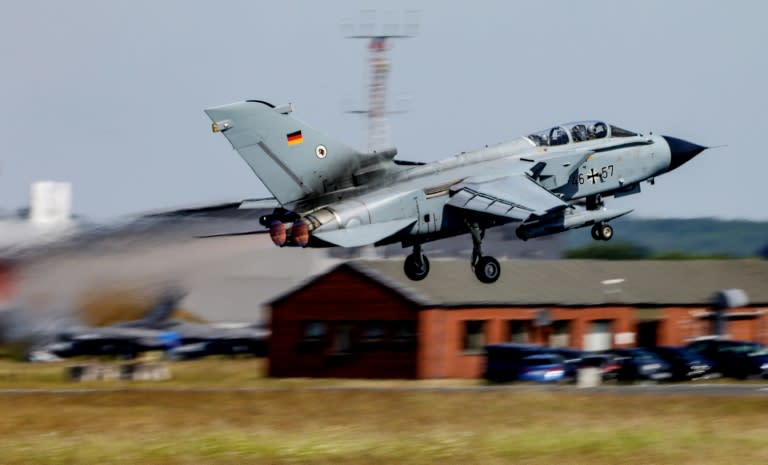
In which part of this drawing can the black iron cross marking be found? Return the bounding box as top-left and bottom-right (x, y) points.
(587, 169), (602, 184)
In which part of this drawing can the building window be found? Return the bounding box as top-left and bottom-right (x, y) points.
(358, 321), (387, 352)
(462, 320), (486, 353)
(391, 321), (417, 351)
(297, 321), (328, 353)
(549, 320), (571, 348)
(303, 321), (327, 341)
(507, 320), (531, 343)
(361, 321), (386, 342)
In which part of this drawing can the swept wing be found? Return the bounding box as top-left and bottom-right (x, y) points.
(448, 174), (567, 221)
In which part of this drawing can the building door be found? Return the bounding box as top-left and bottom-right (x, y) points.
(583, 320), (612, 351)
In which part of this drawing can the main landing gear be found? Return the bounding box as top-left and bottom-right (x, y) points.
(469, 222), (501, 284)
(402, 222), (501, 284)
(403, 244), (430, 281)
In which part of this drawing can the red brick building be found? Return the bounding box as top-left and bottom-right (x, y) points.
(268, 260), (768, 379)
(0, 260), (17, 308)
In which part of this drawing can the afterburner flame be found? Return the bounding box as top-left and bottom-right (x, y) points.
(269, 220), (287, 247)
(292, 220), (309, 248)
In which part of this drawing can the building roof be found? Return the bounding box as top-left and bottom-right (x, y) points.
(315, 259), (768, 307)
(17, 233), (339, 324)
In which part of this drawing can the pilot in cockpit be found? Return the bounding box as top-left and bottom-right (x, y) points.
(549, 127), (568, 146)
(571, 124), (588, 142)
(590, 122), (608, 139)
(527, 134), (542, 146)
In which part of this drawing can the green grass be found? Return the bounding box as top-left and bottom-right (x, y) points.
(0, 360), (767, 464)
(0, 358), (481, 390)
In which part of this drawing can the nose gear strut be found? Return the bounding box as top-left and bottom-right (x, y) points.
(468, 221), (501, 284)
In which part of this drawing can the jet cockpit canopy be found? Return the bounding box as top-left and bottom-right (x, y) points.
(526, 121), (639, 147)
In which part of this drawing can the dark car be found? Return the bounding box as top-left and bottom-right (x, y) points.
(578, 353), (622, 382)
(483, 343), (549, 382)
(686, 339), (768, 380)
(548, 347), (583, 381)
(515, 354), (567, 383)
(612, 348), (672, 382)
(645, 346), (719, 381)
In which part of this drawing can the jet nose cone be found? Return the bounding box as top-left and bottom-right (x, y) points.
(663, 136), (707, 171)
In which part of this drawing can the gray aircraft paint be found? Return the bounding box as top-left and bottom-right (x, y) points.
(206, 100), (704, 282)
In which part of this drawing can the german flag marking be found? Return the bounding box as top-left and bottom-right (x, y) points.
(286, 130), (303, 146)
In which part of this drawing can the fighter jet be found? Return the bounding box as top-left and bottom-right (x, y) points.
(41, 327), (180, 360)
(0, 306), (181, 361)
(116, 290), (269, 359)
(205, 100), (706, 283)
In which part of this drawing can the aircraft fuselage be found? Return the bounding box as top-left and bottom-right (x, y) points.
(293, 129), (682, 248)
(206, 101), (706, 282)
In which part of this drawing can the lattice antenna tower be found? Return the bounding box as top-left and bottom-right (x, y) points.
(343, 10), (418, 152)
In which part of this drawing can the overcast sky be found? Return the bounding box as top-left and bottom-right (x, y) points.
(1, 1), (766, 221)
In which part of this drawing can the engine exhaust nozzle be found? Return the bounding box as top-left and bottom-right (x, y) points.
(292, 220), (310, 248)
(269, 220), (287, 247)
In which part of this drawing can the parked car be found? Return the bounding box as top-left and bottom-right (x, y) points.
(484, 343), (546, 382)
(578, 353), (622, 382)
(548, 347), (583, 381)
(515, 354), (567, 383)
(686, 339), (768, 379)
(645, 346), (719, 381)
(612, 348), (672, 382)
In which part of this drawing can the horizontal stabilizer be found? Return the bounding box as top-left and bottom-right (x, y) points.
(313, 219), (416, 247)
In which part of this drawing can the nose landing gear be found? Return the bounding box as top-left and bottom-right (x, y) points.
(586, 195), (614, 242)
(591, 222), (614, 241)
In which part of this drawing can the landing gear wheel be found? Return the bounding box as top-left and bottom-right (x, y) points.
(591, 224), (602, 241)
(599, 223), (614, 241)
(591, 223), (614, 241)
(474, 256), (501, 284)
(404, 253), (430, 281)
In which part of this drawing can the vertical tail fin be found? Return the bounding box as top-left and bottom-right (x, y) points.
(136, 289), (185, 326)
(205, 100), (364, 207)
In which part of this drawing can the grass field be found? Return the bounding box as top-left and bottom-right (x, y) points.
(1, 359), (767, 465)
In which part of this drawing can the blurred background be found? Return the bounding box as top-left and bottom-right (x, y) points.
(0, 0), (767, 366)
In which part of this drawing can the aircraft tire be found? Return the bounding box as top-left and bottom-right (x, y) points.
(475, 256), (501, 284)
(600, 224), (614, 241)
(590, 224), (602, 241)
(404, 254), (430, 281)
